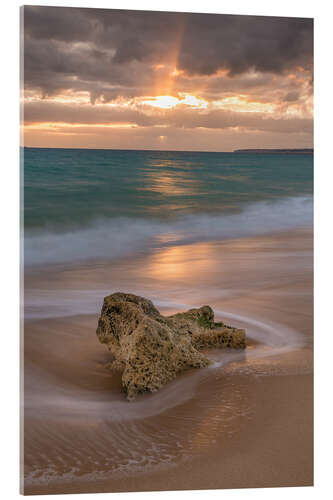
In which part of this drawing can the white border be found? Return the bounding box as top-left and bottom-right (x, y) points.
(1, 1), (332, 499)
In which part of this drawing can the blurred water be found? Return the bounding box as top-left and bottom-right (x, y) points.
(23, 147), (313, 266)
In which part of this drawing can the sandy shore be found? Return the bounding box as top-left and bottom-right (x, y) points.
(25, 374), (312, 495)
(22, 229), (313, 494)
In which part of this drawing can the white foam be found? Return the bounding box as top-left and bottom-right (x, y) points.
(24, 304), (305, 422)
(24, 195), (313, 266)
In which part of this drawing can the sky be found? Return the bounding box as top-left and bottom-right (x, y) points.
(22, 6), (313, 151)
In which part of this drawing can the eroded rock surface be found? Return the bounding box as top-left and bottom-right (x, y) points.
(96, 292), (246, 399)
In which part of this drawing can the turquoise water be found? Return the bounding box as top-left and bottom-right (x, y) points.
(23, 147), (313, 266)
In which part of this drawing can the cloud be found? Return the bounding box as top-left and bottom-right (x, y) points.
(283, 91), (300, 102)
(22, 7), (313, 150)
(177, 15), (313, 77)
(24, 100), (313, 135)
(23, 6), (93, 42)
(23, 6), (313, 100)
(23, 122), (313, 152)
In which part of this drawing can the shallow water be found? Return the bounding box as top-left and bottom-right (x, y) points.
(23, 229), (313, 489)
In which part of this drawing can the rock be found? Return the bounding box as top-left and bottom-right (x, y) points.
(96, 292), (246, 400)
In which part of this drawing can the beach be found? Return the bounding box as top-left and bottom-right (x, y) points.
(23, 228), (313, 494)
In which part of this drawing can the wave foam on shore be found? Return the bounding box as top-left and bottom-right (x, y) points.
(24, 195), (313, 266)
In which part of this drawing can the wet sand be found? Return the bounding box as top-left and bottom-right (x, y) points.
(22, 229), (313, 494)
(25, 374), (312, 495)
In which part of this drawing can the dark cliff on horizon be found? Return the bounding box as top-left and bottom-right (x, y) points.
(233, 148), (313, 154)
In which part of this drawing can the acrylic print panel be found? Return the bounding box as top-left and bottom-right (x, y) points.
(21, 5), (314, 495)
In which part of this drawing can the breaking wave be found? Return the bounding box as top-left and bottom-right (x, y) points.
(24, 195), (313, 266)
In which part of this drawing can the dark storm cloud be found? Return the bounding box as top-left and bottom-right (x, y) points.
(23, 6), (313, 98)
(177, 15), (313, 76)
(23, 6), (94, 42)
(23, 35), (155, 99)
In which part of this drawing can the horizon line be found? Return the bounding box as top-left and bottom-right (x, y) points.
(22, 146), (314, 154)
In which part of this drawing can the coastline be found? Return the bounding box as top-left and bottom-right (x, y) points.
(23, 228), (313, 494)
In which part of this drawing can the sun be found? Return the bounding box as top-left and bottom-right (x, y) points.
(143, 95), (180, 109)
(142, 94), (208, 110)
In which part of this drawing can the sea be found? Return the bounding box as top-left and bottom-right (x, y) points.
(23, 147), (313, 267)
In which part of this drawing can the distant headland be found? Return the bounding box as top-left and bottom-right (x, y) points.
(233, 148), (313, 154)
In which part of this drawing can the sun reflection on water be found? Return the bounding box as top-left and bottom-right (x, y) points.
(139, 159), (204, 198)
(146, 242), (220, 281)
